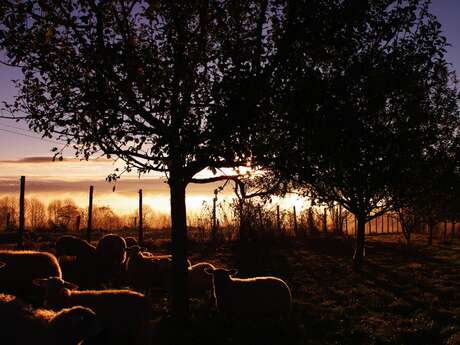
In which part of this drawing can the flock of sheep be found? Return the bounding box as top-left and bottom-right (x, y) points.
(0, 234), (292, 344)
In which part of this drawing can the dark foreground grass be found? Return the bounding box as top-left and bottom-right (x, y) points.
(153, 235), (460, 345)
(2, 233), (459, 344)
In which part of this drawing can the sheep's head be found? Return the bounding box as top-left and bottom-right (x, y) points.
(33, 277), (79, 307)
(204, 267), (238, 281)
(0, 261), (5, 269)
(50, 306), (100, 345)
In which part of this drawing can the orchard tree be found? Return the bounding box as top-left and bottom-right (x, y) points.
(0, 0), (285, 318)
(257, 0), (459, 269)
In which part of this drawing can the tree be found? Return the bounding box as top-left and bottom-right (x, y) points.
(0, 0), (284, 318)
(257, 0), (459, 269)
(26, 198), (47, 230)
(0, 196), (18, 230)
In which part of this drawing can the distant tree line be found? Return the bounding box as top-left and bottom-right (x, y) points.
(0, 196), (170, 231)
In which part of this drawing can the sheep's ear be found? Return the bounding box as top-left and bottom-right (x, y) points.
(204, 267), (214, 275)
(33, 278), (49, 287)
(228, 269), (238, 276)
(63, 280), (79, 290)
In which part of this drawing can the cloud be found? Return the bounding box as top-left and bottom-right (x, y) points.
(0, 156), (63, 163)
(0, 156), (114, 164)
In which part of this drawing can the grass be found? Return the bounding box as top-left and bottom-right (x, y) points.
(154, 234), (460, 345)
(2, 231), (460, 344)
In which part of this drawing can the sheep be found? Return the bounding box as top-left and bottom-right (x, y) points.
(0, 293), (98, 345)
(125, 246), (173, 295)
(204, 267), (292, 319)
(33, 277), (152, 345)
(96, 234), (127, 287)
(0, 261), (5, 269)
(55, 236), (98, 289)
(188, 262), (216, 300)
(55, 235), (96, 261)
(124, 236), (138, 247)
(0, 250), (62, 306)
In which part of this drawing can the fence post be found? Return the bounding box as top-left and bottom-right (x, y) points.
(293, 206), (298, 235)
(6, 212), (10, 231)
(381, 215), (384, 234)
(87, 185), (93, 242)
(452, 221), (456, 240)
(323, 208), (327, 233)
(18, 176), (25, 248)
(212, 189), (218, 242)
(75, 215), (81, 232)
(354, 215), (357, 236)
(139, 189), (143, 245)
(387, 215), (390, 233)
(276, 205), (281, 232)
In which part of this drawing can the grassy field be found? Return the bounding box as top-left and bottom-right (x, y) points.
(155, 234), (460, 345)
(1, 232), (459, 345)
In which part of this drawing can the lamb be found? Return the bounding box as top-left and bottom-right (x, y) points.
(0, 293), (98, 345)
(188, 262), (216, 300)
(96, 234), (127, 287)
(0, 250), (62, 305)
(34, 277), (152, 345)
(204, 267), (292, 319)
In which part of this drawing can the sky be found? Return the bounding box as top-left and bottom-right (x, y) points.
(0, 1), (459, 214)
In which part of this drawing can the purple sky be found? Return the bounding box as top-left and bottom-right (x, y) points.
(0, 1), (459, 162)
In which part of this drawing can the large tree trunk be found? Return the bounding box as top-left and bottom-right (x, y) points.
(352, 215), (366, 271)
(169, 178), (189, 320)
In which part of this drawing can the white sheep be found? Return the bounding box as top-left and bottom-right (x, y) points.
(0, 250), (62, 306)
(204, 267), (292, 319)
(96, 234), (127, 288)
(0, 293), (98, 345)
(33, 277), (152, 345)
(55, 236), (98, 288)
(188, 262), (216, 300)
(125, 246), (173, 295)
(125, 246), (192, 295)
(55, 235), (96, 260)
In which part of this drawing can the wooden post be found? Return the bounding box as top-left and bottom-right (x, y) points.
(212, 189), (218, 242)
(134, 217), (137, 229)
(443, 221), (447, 241)
(369, 219), (372, 235)
(345, 216), (348, 234)
(18, 176), (25, 248)
(354, 215), (357, 236)
(276, 205), (281, 232)
(452, 221), (456, 240)
(293, 206), (298, 235)
(391, 216), (394, 233)
(6, 212), (10, 231)
(75, 215), (81, 232)
(375, 217), (378, 234)
(381, 215), (384, 234)
(138, 189), (144, 245)
(323, 208), (327, 233)
(87, 185), (93, 242)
